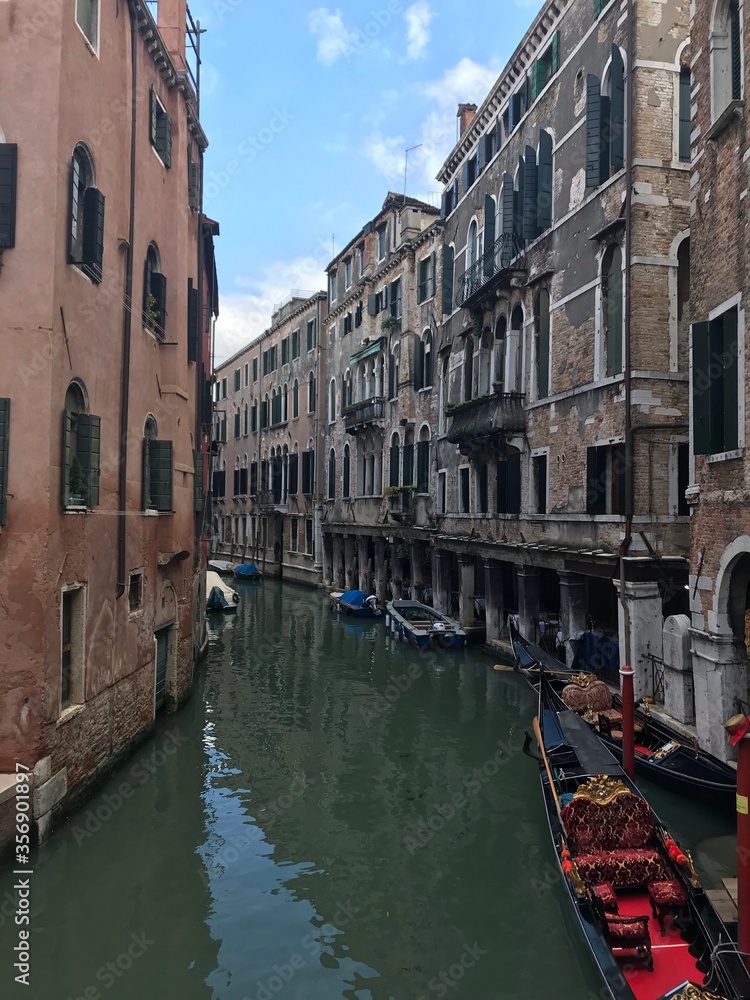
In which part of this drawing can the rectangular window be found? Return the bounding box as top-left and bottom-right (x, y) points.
(252, 358), (258, 382)
(128, 571), (143, 614)
(329, 270), (337, 303)
(250, 462), (258, 495)
(345, 259), (352, 288)
(302, 450), (314, 494)
(0, 397), (9, 526)
(389, 278), (402, 319)
(305, 518), (314, 556)
(244, 363), (249, 387)
(251, 403), (257, 432)
(497, 454), (521, 514)
(234, 369), (241, 392)
(290, 517), (298, 552)
(459, 467), (470, 513)
(239, 466), (248, 495)
(417, 254), (436, 304)
(143, 439), (173, 512)
(292, 329), (300, 358)
(0, 143), (18, 249)
(234, 410), (241, 438)
(222, 377), (227, 399)
(149, 88), (172, 168)
(477, 463), (489, 514)
(61, 587), (85, 710)
(357, 245), (366, 277)
(75, 0), (99, 48)
(212, 468), (226, 499)
(281, 337), (289, 365)
(377, 226), (388, 260)
(289, 454), (298, 495)
(586, 444), (626, 515)
(438, 471), (447, 514)
(692, 307), (740, 455)
(416, 439), (430, 493)
(307, 319), (317, 352)
(532, 454), (548, 514)
(678, 67), (691, 162)
(270, 345), (277, 371)
(531, 33), (560, 101)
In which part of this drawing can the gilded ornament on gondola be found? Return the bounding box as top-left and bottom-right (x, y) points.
(668, 984), (729, 1000)
(572, 774), (630, 806)
(569, 672), (598, 688)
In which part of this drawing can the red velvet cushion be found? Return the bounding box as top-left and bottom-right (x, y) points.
(648, 880), (687, 906)
(594, 882), (618, 912)
(607, 918), (649, 941)
(576, 848), (666, 889)
(561, 790), (654, 852)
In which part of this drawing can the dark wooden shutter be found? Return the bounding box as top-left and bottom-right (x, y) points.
(417, 441), (429, 493)
(507, 453), (521, 514)
(187, 279), (199, 363)
(678, 68), (691, 162)
(594, 0), (604, 14)
(523, 146), (538, 242)
(509, 93), (522, 132)
(0, 399), (9, 525)
(452, 178), (459, 208)
(389, 354), (396, 399)
(483, 194), (496, 276)
(441, 191), (448, 218)
(150, 440), (173, 512)
(82, 187), (105, 282)
(234, 410), (241, 438)
(289, 454), (298, 494)
(389, 444), (400, 487)
(501, 173), (514, 235)
(188, 160), (200, 210)
(240, 466), (248, 495)
(328, 453), (335, 498)
(62, 411), (73, 507)
(150, 88), (158, 147)
(692, 322), (712, 454)
(586, 75), (602, 188)
(234, 468), (240, 496)
(537, 131), (553, 231)
(343, 452), (350, 497)
(610, 45), (625, 170)
(551, 32), (560, 74)
(476, 141), (486, 175)
(586, 446), (607, 514)
(193, 450), (204, 512)
(402, 443), (414, 486)
(0, 144), (18, 249)
(156, 112), (172, 168)
(367, 293), (378, 315)
(731, 1), (742, 100)
(600, 95), (612, 182)
(151, 271), (167, 338)
(483, 133), (494, 165)
(515, 156), (525, 236)
(76, 413), (100, 506)
(531, 60), (545, 101)
(414, 335), (423, 390)
(417, 258), (427, 303)
(442, 244), (454, 315)
(719, 308), (739, 452)
(462, 161), (470, 193)
(611, 445), (626, 515)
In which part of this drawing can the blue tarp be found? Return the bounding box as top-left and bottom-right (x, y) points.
(339, 590), (367, 608)
(234, 563), (261, 577)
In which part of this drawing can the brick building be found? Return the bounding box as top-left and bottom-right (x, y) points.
(0, 0), (215, 851)
(687, 0), (749, 758)
(212, 291), (327, 585)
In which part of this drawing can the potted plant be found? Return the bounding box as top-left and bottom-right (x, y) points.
(68, 454), (86, 506)
(381, 315), (400, 333)
(146, 293), (161, 332)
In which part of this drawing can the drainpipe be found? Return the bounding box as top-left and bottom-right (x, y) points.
(117, 2), (138, 597)
(618, 0), (636, 666)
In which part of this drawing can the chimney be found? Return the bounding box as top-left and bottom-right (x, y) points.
(156, 0), (188, 71)
(457, 103), (478, 137)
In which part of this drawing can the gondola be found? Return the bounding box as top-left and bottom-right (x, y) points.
(526, 669), (750, 1000)
(385, 600), (466, 649)
(511, 622), (736, 811)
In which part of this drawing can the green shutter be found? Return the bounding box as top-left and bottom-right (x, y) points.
(151, 271), (167, 338)
(417, 441), (429, 493)
(610, 45), (625, 170)
(551, 32), (560, 74)
(414, 334), (423, 390)
(62, 410), (72, 507)
(483, 194), (496, 276)
(142, 437), (151, 509)
(515, 156), (525, 235)
(150, 88), (158, 147)
(537, 130), (553, 231)
(536, 291), (550, 399)
(0, 398), (9, 525)
(417, 258), (427, 303)
(0, 144), (18, 249)
(156, 110), (172, 168)
(188, 160), (200, 210)
(501, 173), (514, 235)
(187, 280), (199, 363)
(367, 293), (377, 315)
(586, 75), (602, 188)
(194, 449), (204, 512)
(389, 445), (400, 487)
(720, 309), (739, 452)
(82, 187), (105, 283)
(593, 0), (604, 15)
(600, 96), (612, 183)
(76, 413), (101, 506)
(531, 60), (545, 101)
(403, 444), (414, 486)
(523, 146), (539, 242)
(442, 244), (454, 315)
(149, 440), (173, 512)
(679, 68), (691, 162)
(731, 1), (742, 100)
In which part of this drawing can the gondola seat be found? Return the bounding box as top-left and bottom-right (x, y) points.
(647, 879), (688, 936)
(597, 711), (645, 741)
(561, 776), (667, 890)
(561, 677), (612, 714)
(593, 882), (619, 913)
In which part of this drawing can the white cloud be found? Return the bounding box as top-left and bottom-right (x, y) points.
(213, 255), (328, 365)
(308, 8), (357, 65)
(405, 2), (433, 60)
(364, 133), (406, 180)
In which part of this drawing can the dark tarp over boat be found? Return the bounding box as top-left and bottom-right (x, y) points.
(233, 563), (262, 580)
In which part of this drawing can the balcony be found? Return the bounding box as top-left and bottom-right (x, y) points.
(343, 397), (385, 434)
(446, 391), (526, 448)
(456, 233), (526, 310)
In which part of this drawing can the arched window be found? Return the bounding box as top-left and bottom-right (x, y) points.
(710, 0), (742, 121)
(292, 379), (299, 419)
(463, 336), (474, 401)
(234, 455), (241, 498)
(282, 383), (288, 423)
(240, 454), (248, 496)
(678, 65), (691, 163)
(423, 330), (433, 389)
(271, 387), (279, 425)
(417, 425), (430, 494)
(63, 380), (100, 508)
(328, 378), (337, 423)
(537, 130), (554, 232)
(143, 242), (165, 338)
(251, 400), (258, 432)
(494, 315), (507, 389)
(478, 327), (493, 395)
(468, 220), (479, 269)
(403, 429), (414, 488)
(534, 289), (550, 399)
(602, 244), (623, 376)
(438, 355), (449, 436)
(676, 236), (690, 373)
(388, 344), (400, 399)
(343, 369), (352, 408)
(510, 305), (523, 392)
(343, 444), (351, 498)
(69, 145), (103, 283)
(307, 372), (316, 413)
(328, 449), (336, 499)
(243, 402), (249, 436)
(142, 413), (172, 512)
(389, 431), (401, 487)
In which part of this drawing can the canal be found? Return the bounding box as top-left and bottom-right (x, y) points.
(1, 580), (737, 1000)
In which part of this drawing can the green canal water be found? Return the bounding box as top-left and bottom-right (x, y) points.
(0, 581), (737, 1000)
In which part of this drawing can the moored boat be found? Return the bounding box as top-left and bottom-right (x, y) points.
(330, 590), (383, 617)
(385, 600), (466, 649)
(511, 622), (736, 811)
(208, 559), (235, 575)
(233, 562), (262, 582)
(527, 670), (750, 1000)
(206, 571), (240, 613)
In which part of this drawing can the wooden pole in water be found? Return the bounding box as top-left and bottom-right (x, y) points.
(620, 663), (635, 780)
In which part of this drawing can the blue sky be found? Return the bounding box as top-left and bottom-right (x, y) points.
(187, 0), (540, 363)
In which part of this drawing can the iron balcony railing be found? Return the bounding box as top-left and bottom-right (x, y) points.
(343, 396), (385, 433)
(456, 233), (526, 308)
(446, 391), (526, 445)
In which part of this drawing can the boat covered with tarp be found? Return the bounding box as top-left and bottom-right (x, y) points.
(233, 563), (262, 581)
(330, 590), (383, 617)
(385, 600), (466, 649)
(206, 571), (240, 613)
(208, 559), (235, 575)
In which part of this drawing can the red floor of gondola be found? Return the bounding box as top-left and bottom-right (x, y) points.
(614, 890), (704, 999)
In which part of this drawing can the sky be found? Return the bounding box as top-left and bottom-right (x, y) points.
(186, 0), (541, 365)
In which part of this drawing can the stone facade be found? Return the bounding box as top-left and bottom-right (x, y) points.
(213, 292), (327, 586)
(0, 0), (215, 852)
(687, 0), (750, 758)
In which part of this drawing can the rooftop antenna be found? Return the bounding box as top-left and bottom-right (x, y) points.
(404, 144), (423, 197)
